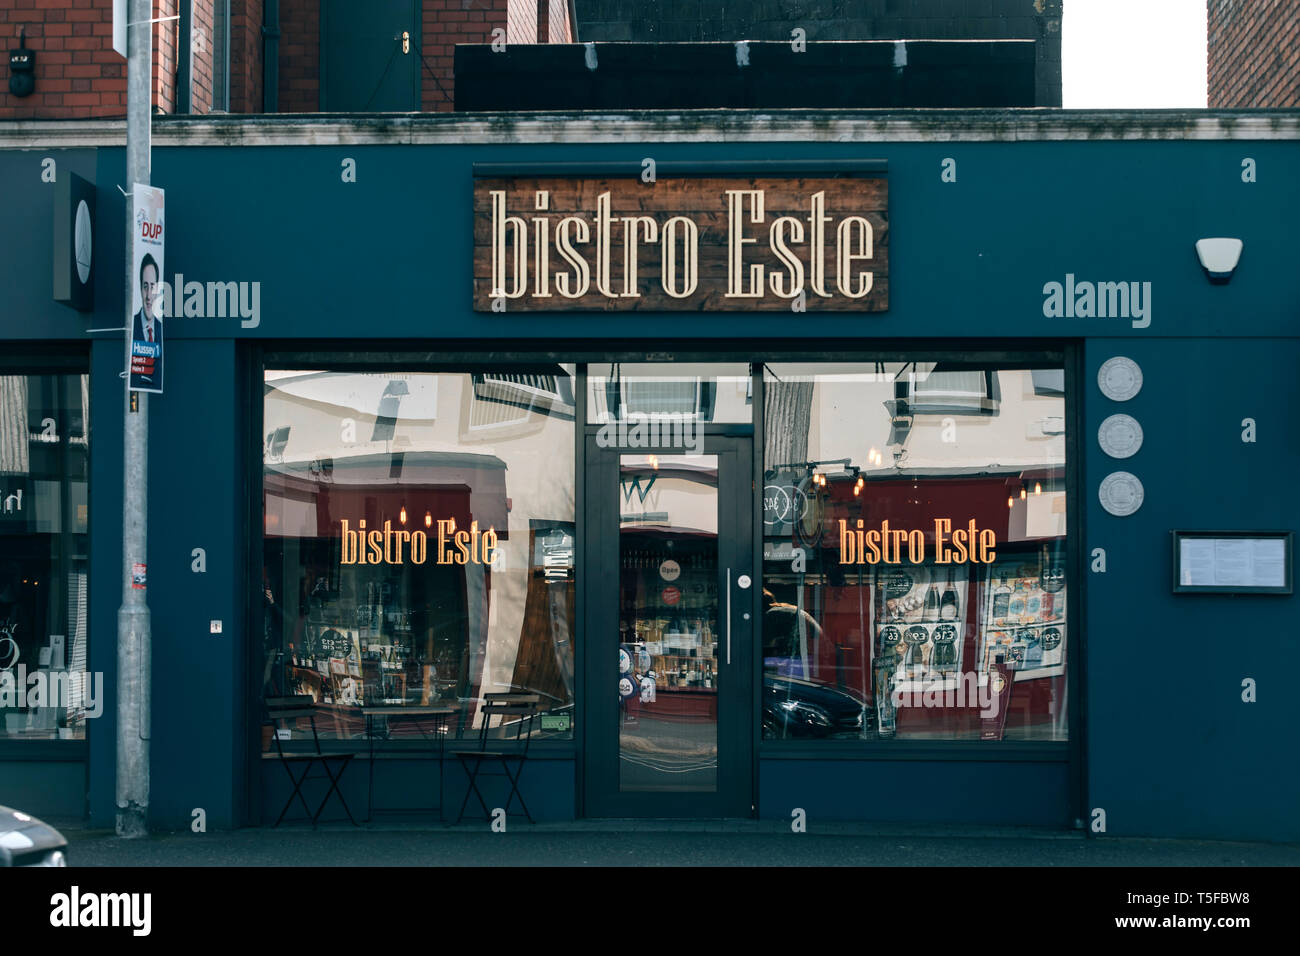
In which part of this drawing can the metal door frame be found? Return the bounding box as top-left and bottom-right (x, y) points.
(580, 431), (755, 818)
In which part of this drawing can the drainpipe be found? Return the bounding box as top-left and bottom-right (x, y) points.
(263, 0), (279, 113)
(177, 0), (192, 113)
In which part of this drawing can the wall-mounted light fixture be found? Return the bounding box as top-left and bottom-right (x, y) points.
(1195, 237), (1243, 285)
(8, 27), (35, 98)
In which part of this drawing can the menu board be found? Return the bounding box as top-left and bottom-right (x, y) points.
(978, 551), (1067, 683)
(1175, 533), (1291, 593)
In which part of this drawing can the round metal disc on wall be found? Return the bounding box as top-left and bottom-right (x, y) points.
(1099, 471), (1145, 516)
(1097, 356), (1143, 401)
(1098, 413), (1144, 459)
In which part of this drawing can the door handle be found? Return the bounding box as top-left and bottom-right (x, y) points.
(725, 567), (731, 665)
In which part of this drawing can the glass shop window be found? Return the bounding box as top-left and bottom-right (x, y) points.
(762, 362), (1068, 743)
(0, 374), (92, 741)
(587, 363), (753, 425)
(262, 368), (576, 742)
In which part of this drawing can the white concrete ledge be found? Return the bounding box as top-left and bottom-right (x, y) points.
(0, 109), (1297, 149)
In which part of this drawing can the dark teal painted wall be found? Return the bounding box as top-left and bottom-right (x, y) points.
(1, 136), (1295, 840)
(1083, 337), (1299, 842)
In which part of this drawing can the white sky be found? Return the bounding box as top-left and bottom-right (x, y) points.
(1063, 0), (1208, 108)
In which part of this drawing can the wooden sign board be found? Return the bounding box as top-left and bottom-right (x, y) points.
(473, 175), (888, 312)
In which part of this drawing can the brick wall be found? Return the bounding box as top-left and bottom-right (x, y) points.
(152, 0), (177, 113)
(0, 0), (565, 119)
(275, 1), (536, 115)
(572, 0), (1064, 106)
(1208, 0), (1299, 107)
(228, 0), (262, 112)
(0, 0), (227, 119)
(421, 0), (511, 113)
(191, 0), (214, 113)
(278, 0), (316, 111)
(0, 0), (127, 119)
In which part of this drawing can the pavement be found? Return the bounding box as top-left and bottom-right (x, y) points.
(58, 820), (1300, 867)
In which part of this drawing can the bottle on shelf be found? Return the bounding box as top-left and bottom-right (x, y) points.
(991, 572), (1011, 623)
(1040, 586), (1055, 622)
(923, 580), (940, 623)
(940, 566), (959, 621)
(1008, 578), (1026, 621)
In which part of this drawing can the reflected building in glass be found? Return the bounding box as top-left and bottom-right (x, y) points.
(262, 369), (576, 742)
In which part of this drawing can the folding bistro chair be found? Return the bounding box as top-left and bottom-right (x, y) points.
(265, 695), (359, 827)
(453, 693), (540, 825)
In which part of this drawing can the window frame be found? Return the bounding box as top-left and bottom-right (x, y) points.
(749, 345), (1082, 769)
(244, 342), (1085, 827)
(0, 348), (92, 763)
(251, 349), (581, 763)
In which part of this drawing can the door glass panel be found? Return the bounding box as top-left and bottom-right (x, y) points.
(618, 453), (719, 792)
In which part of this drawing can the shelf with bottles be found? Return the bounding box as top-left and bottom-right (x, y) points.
(651, 654), (717, 692)
(359, 640), (412, 671)
(620, 546), (716, 573)
(622, 615), (718, 656)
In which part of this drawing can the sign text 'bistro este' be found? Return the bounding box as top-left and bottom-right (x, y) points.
(473, 176), (889, 312)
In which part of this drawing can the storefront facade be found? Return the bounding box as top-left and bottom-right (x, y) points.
(1, 110), (1296, 841)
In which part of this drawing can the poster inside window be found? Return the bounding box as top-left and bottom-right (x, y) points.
(762, 362), (1068, 742)
(262, 368), (576, 743)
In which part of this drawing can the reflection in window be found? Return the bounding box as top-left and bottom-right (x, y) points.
(0, 374), (92, 741)
(587, 363), (752, 424)
(762, 362), (1068, 743)
(262, 368), (576, 743)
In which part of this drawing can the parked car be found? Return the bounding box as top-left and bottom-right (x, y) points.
(0, 805), (68, 867)
(762, 597), (870, 738)
(762, 672), (869, 738)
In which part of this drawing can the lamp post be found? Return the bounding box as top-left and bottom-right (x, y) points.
(116, 0), (153, 839)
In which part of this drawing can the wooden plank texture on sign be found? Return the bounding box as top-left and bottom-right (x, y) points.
(472, 175), (889, 312)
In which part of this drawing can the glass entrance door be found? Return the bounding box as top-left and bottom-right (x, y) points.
(584, 436), (754, 817)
